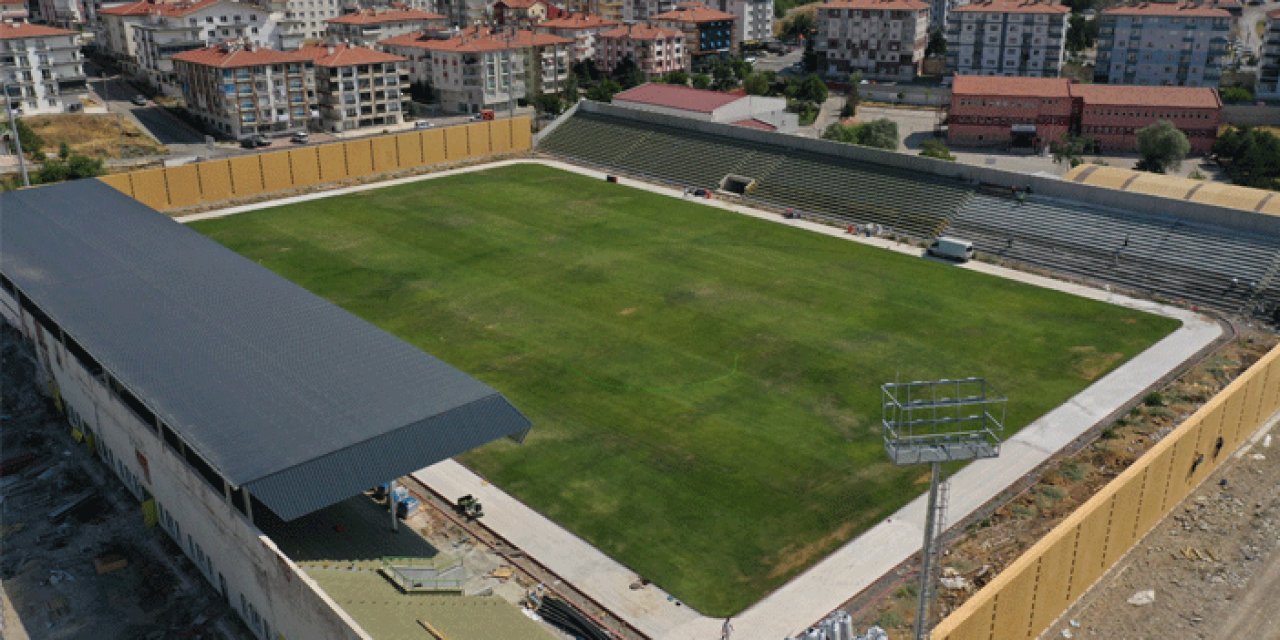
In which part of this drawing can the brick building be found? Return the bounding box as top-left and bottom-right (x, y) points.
(945, 0), (1070, 78)
(815, 0), (930, 81)
(947, 74), (1222, 154)
(595, 23), (685, 78)
(1094, 1), (1232, 87)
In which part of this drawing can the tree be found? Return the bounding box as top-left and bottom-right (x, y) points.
(919, 139), (955, 161)
(573, 60), (601, 83)
(1050, 133), (1094, 167)
(663, 70), (690, 86)
(564, 73), (579, 103)
(58, 141), (71, 160)
(711, 60), (737, 91)
(2, 118), (44, 158)
(1065, 14), (1098, 53)
(585, 78), (622, 102)
(1220, 86), (1254, 103)
(926, 28), (947, 58)
(409, 81), (435, 103)
(781, 12), (815, 41)
(841, 72), (861, 118)
(743, 72), (770, 96)
(612, 56), (646, 89)
(691, 73), (712, 89)
(856, 118), (899, 150)
(1213, 127), (1280, 190)
(531, 92), (563, 115)
(794, 73), (828, 104)
(1134, 120), (1190, 173)
(34, 152), (103, 184)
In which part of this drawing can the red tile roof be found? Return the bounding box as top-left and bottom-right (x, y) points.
(296, 44), (405, 66)
(1102, 2), (1231, 18)
(0, 0), (29, 6)
(614, 83), (743, 113)
(820, 0), (929, 11)
(1267, 7), (1280, 19)
(172, 43), (311, 68)
(653, 4), (735, 22)
(1071, 84), (1221, 109)
(951, 75), (1072, 98)
(598, 24), (683, 40)
(494, 0), (547, 8)
(326, 8), (444, 24)
(0, 21), (75, 38)
(380, 27), (568, 52)
(538, 12), (619, 29)
(732, 118), (776, 131)
(99, 0), (221, 17)
(952, 0), (1068, 15)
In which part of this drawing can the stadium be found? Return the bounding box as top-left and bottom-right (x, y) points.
(4, 102), (1280, 640)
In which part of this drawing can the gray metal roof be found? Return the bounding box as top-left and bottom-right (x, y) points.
(1, 180), (531, 520)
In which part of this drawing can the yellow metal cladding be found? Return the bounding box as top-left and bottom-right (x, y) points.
(933, 345), (1280, 640)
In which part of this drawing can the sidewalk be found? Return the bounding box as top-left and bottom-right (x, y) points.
(187, 158), (1224, 640)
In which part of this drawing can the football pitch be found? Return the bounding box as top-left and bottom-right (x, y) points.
(193, 163), (1179, 615)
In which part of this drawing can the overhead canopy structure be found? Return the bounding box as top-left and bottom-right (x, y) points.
(1, 180), (532, 521)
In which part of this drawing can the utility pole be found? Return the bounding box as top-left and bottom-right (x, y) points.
(4, 84), (30, 187)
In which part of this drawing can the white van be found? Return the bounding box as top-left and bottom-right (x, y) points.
(927, 237), (974, 262)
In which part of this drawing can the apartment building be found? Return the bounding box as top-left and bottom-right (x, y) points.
(435, 0), (488, 27)
(596, 23), (684, 78)
(172, 42), (314, 138)
(297, 43), (407, 131)
(1094, 1), (1232, 87)
(945, 0), (1069, 78)
(325, 8), (446, 45)
(36, 0), (86, 27)
(135, 0), (280, 94)
(379, 27), (571, 113)
(492, 0), (551, 25)
(2, 0), (31, 20)
(262, 0), (340, 44)
(0, 21), (87, 115)
(565, 0), (624, 22)
(653, 3), (735, 71)
(624, 0), (677, 21)
(1257, 8), (1279, 99)
(815, 0), (930, 81)
(717, 0), (771, 45)
(537, 12), (619, 62)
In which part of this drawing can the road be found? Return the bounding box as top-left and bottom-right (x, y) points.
(86, 64), (240, 159)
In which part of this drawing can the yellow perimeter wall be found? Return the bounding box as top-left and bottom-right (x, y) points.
(933, 344), (1280, 640)
(98, 117), (532, 212)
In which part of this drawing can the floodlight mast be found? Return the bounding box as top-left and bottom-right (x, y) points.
(881, 378), (1006, 640)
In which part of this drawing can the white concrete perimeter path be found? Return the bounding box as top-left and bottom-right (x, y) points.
(184, 159), (1225, 640)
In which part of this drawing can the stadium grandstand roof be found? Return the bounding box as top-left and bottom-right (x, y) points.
(614, 83), (742, 113)
(1063, 164), (1280, 216)
(0, 180), (532, 521)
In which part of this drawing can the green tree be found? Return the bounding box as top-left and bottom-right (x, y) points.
(711, 60), (737, 91)
(58, 141), (71, 160)
(822, 122), (858, 144)
(34, 152), (103, 185)
(1213, 127), (1280, 190)
(1065, 14), (1098, 53)
(794, 73), (828, 104)
(409, 81), (435, 103)
(1220, 86), (1254, 103)
(743, 72), (770, 96)
(926, 29), (947, 58)
(1134, 120), (1190, 173)
(564, 73), (579, 103)
(841, 72), (861, 118)
(1050, 133), (1094, 167)
(663, 70), (690, 86)
(573, 60), (601, 83)
(855, 118), (899, 150)
(612, 56), (646, 89)
(531, 92), (563, 115)
(781, 12), (815, 40)
(586, 78), (623, 102)
(919, 139), (955, 161)
(3, 118), (44, 158)
(691, 73), (712, 90)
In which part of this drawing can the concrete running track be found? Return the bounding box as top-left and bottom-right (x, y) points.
(183, 158), (1225, 640)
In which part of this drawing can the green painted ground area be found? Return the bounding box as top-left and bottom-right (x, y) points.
(194, 164), (1179, 615)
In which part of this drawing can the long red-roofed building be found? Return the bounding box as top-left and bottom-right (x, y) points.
(613, 82), (798, 132)
(947, 75), (1222, 154)
(815, 0), (930, 81)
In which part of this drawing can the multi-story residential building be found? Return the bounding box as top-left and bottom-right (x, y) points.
(815, 0), (930, 81)
(127, 0), (281, 95)
(1074, 84), (1221, 154)
(718, 0), (771, 45)
(435, 0), (487, 27)
(537, 12), (619, 62)
(653, 3), (735, 71)
(596, 23), (684, 78)
(0, 21), (87, 115)
(297, 43), (408, 131)
(946, 0), (1069, 78)
(1094, 1), (1232, 87)
(1258, 9), (1280, 99)
(172, 42), (314, 138)
(947, 74), (1223, 153)
(492, 0), (550, 25)
(36, 0), (86, 27)
(379, 27), (571, 113)
(624, 0), (677, 21)
(565, 0), (624, 22)
(262, 0), (341, 44)
(1, 0), (31, 21)
(325, 8), (446, 45)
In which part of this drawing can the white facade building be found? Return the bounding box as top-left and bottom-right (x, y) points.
(263, 0), (340, 44)
(0, 22), (87, 115)
(172, 42), (314, 138)
(298, 43), (408, 131)
(133, 0), (280, 94)
(815, 0), (930, 81)
(37, 0), (86, 26)
(945, 0), (1070, 78)
(536, 12), (619, 63)
(1260, 8), (1280, 100)
(719, 0), (772, 44)
(325, 8), (446, 46)
(1094, 2), (1232, 87)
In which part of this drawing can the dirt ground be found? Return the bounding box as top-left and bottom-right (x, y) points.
(22, 114), (166, 160)
(0, 325), (251, 640)
(848, 330), (1279, 638)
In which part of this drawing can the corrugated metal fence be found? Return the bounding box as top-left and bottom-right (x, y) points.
(932, 343), (1280, 639)
(98, 117), (532, 212)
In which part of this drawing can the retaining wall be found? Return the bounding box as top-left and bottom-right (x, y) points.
(931, 343), (1280, 640)
(98, 117), (533, 212)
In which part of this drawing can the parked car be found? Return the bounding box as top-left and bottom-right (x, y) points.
(413, 120), (434, 130)
(239, 134), (270, 149)
(130, 95), (147, 106)
(290, 131), (310, 144)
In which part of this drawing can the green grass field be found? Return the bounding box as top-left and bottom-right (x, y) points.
(193, 164), (1179, 615)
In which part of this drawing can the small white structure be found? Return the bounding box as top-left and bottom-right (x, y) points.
(613, 83), (798, 133)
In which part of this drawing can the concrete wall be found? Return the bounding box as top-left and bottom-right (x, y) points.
(99, 116), (533, 212)
(1222, 104), (1280, 127)
(576, 101), (1280, 236)
(931, 343), (1280, 640)
(0, 288), (372, 640)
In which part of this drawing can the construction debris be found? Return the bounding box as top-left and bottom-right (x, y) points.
(1127, 589), (1156, 606)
